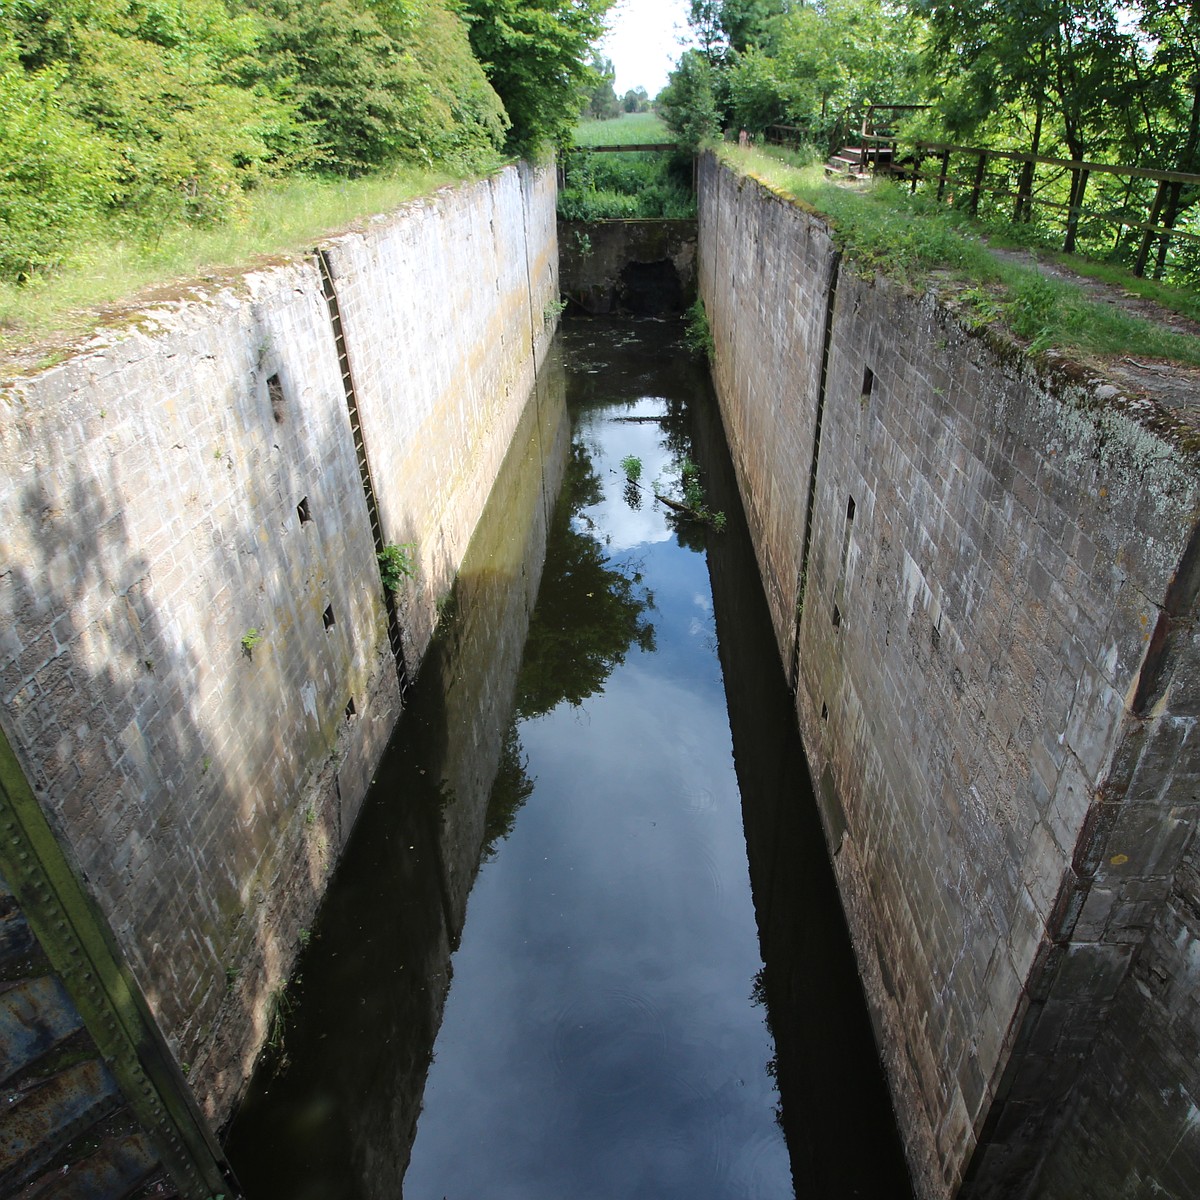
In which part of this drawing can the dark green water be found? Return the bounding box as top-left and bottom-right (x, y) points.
(225, 318), (911, 1199)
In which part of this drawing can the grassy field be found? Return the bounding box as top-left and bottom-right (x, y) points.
(0, 160), (501, 370)
(573, 112), (674, 146)
(720, 143), (1200, 369)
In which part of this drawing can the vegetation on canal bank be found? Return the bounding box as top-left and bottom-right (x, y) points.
(659, 1), (1200, 287)
(1, 0), (616, 362)
(557, 148), (696, 221)
(717, 144), (1200, 370)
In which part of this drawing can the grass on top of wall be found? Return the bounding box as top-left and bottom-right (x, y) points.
(574, 113), (674, 146)
(718, 144), (1200, 370)
(0, 160), (503, 372)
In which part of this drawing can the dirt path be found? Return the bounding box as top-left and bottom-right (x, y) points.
(984, 245), (1200, 436)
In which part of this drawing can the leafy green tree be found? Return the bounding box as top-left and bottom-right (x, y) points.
(1131, 0), (1200, 274)
(688, 0), (729, 63)
(658, 49), (721, 151)
(679, 0), (924, 147)
(0, 38), (114, 275)
(242, 0), (506, 174)
(919, 0), (1129, 162)
(915, 0), (1200, 261)
(586, 53), (621, 119)
(622, 85), (648, 113)
(765, 0), (925, 147)
(463, 0), (616, 155)
(64, 26), (300, 228)
(715, 0), (786, 54)
(3, 0), (305, 242)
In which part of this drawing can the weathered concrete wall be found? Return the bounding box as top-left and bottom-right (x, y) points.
(332, 167), (560, 660)
(0, 163), (558, 1128)
(698, 153), (1200, 1200)
(558, 219), (696, 314)
(226, 353), (571, 1199)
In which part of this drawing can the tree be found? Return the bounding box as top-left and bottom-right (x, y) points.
(462, 0), (616, 155)
(717, 0), (787, 54)
(6, 0), (306, 233)
(242, 0), (506, 174)
(586, 53), (621, 119)
(919, 1), (1136, 163)
(719, 0), (925, 147)
(623, 85), (649, 113)
(0, 38), (114, 276)
(659, 49), (721, 150)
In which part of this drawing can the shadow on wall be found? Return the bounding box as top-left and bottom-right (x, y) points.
(224, 351), (571, 1200)
(1, 399), (388, 1124)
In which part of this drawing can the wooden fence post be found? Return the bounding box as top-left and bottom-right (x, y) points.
(936, 149), (951, 202)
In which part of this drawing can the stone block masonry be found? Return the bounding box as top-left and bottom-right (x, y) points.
(698, 153), (1200, 1200)
(0, 162), (558, 1137)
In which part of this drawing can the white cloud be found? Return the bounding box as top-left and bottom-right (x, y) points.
(599, 0), (695, 98)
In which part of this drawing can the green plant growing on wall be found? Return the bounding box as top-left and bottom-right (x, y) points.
(265, 982), (295, 1058)
(378, 543), (417, 593)
(542, 296), (567, 327)
(241, 629), (263, 656)
(685, 298), (715, 360)
(574, 229), (593, 257)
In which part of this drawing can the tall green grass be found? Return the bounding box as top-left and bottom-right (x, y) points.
(720, 144), (1200, 368)
(573, 113), (674, 146)
(558, 148), (695, 220)
(0, 160), (502, 368)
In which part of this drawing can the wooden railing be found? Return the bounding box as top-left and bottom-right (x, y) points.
(862, 134), (1200, 278)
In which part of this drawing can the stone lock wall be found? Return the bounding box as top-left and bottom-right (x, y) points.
(557, 219), (698, 314)
(697, 154), (1200, 1200)
(0, 163), (558, 1132)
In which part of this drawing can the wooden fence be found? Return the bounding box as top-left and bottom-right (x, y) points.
(862, 123), (1200, 279)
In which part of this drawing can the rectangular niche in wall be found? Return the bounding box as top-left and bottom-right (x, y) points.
(268, 374), (286, 423)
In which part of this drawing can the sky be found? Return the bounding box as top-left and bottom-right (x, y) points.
(598, 0), (695, 98)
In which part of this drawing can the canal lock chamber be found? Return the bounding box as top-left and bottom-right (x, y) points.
(223, 314), (913, 1199)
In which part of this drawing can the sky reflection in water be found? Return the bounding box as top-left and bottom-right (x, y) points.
(402, 391), (791, 1199)
(226, 321), (910, 1200)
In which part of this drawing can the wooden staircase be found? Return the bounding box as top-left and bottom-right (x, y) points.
(824, 103), (929, 180)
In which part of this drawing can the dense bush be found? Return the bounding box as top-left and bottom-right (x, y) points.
(0, 45), (115, 277)
(557, 150), (696, 220)
(0, 0), (613, 284)
(242, 0), (506, 174)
